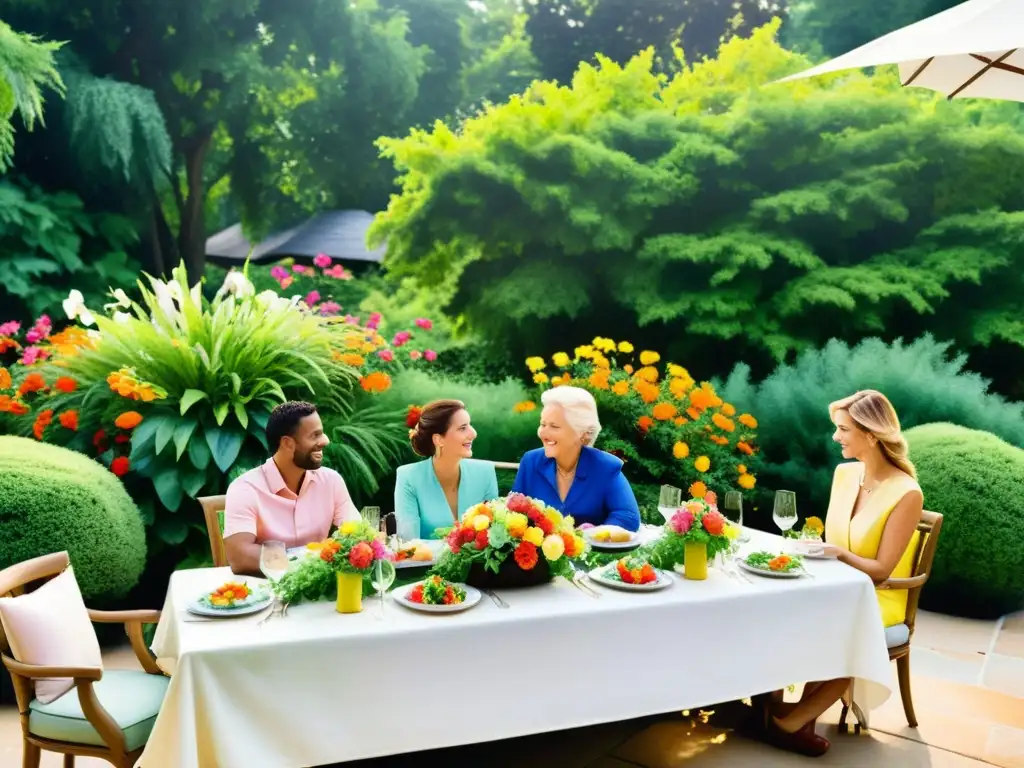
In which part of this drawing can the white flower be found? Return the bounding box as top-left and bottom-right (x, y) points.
(105, 288), (131, 310)
(113, 311), (132, 325)
(62, 290), (95, 327)
(221, 271), (254, 298)
(150, 280), (178, 320)
(166, 280), (184, 303)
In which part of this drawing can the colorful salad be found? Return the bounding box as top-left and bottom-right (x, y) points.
(407, 575), (466, 605)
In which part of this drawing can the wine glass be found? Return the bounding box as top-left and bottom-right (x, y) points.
(724, 490), (751, 543)
(259, 541), (289, 584)
(773, 491), (798, 535)
(371, 558), (396, 619)
(658, 485), (682, 521)
(361, 506), (381, 531)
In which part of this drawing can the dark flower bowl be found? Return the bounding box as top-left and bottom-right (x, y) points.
(466, 556), (552, 589)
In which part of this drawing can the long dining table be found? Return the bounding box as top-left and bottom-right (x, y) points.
(141, 529), (893, 768)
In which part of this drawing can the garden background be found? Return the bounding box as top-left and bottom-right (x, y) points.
(0, 0), (1022, 628)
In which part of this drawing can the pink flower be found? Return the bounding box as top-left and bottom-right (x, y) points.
(377, 349), (394, 362)
(313, 253), (332, 268)
(21, 346), (49, 366)
(270, 266), (289, 281)
(325, 265), (351, 280)
(705, 491), (718, 506)
(370, 538), (393, 562)
(280, 276), (294, 290)
(669, 509), (694, 535)
(424, 349), (437, 362)
(415, 318), (433, 330)
(343, 314), (360, 325)
(25, 315), (52, 344)
(392, 330), (411, 347)
(304, 290), (321, 306)
(319, 301), (342, 316)
(292, 264), (308, 274)
(0, 321), (20, 337)
(409, 350), (423, 361)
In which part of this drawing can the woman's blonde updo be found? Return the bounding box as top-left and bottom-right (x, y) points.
(829, 390), (916, 479)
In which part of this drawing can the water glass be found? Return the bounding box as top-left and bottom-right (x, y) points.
(773, 491), (798, 534)
(259, 540), (289, 584)
(723, 491), (743, 527)
(658, 485), (682, 521)
(361, 506), (381, 531)
(371, 559), (396, 619)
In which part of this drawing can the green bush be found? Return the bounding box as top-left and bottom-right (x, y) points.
(905, 423), (1024, 619)
(0, 436), (146, 601)
(719, 335), (1024, 525)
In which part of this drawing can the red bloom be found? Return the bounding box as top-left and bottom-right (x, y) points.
(17, 372), (47, 397)
(514, 541), (539, 571)
(93, 429), (108, 451)
(348, 541), (374, 570)
(114, 434), (131, 444)
(409, 585), (425, 603)
(701, 511), (726, 537)
(560, 532), (577, 557)
(110, 457), (130, 477)
(505, 493), (534, 515)
(59, 410), (79, 431)
(54, 377), (77, 394)
(446, 528), (462, 553)
(536, 515), (554, 536)
(474, 529), (489, 550)
(32, 409), (53, 440)
(405, 405), (422, 429)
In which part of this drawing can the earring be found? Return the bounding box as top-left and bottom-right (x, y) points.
(438, 444), (444, 457)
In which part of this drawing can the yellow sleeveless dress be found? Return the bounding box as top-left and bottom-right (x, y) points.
(823, 462), (921, 627)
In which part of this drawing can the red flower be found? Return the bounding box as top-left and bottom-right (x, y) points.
(110, 457), (130, 477)
(536, 515), (554, 536)
(348, 541), (374, 570)
(474, 529), (489, 550)
(114, 434), (131, 444)
(32, 409), (53, 440)
(616, 560), (632, 582)
(505, 493), (534, 515)
(446, 528), (462, 553)
(405, 405), (422, 429)
(514, 541), (539, 571)
(93, 429), (107, 451)
(17, 372), (47, 397)
(54, 377), (77, 394)
(409, 585), (424, 603)
(560, 532), (576, 557)
(701, 511), (726, 537)
(59, 410), (79, 431)
(320, 547), (336, 563)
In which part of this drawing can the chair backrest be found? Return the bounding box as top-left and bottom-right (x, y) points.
(198, 495), (228, 567)
(0, 552), (70, 654)
(905, 509), (943, 634)
(491, 461), (520, 471)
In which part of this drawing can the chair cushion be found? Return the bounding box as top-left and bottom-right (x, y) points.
(0, 565), (102, 703)
(28, 669), (168, 753)
(885, 623), (911, 648)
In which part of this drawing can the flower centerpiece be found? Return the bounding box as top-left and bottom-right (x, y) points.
(784, 515), (824, 541)
(432, 494), (587, 588)
(284, 519), (392, 613)
(648, 493), (736, 581)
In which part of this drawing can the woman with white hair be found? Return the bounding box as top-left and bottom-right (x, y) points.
(511, 386), (640, 531)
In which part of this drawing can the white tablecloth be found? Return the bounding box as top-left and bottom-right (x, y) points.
(143, 530), (891, 768)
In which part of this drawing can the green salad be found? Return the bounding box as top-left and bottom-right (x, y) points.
(744, 551), (804, 573)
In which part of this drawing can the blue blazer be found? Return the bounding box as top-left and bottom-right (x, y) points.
(394, 458), (499, 540)
(511, 447), (641, 531)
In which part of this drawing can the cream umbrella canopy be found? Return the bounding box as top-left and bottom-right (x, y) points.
(780, 0), (1024, 101)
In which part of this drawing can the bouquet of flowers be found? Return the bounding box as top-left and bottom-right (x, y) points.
(647, 492), (738, 568)
(432, 493), (587, 584)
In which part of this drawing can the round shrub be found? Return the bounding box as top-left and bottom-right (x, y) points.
(905, 423), (1024, 619)
(0, 436), (146, 601)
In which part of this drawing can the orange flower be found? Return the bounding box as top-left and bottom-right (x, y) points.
(694, 455), (711, 472)
(623, 364), (634, 374)
(59, 410), (79, 431)
(136, 386), (158, 402)
(673, 441), (690, 460)
(18, 372), (47, 397)
(712, 413), (735, 433)
(359, 371), (392, 393)
(48, 327), (96, 356)
(336, 353), (365, 367)
(738, 413), (758, 429)
(55, 377), (77, 394)
(686, 406), (700, 420)
(611, 380), (629, 396)
(737, 464), (747, 474)
(115, 411), (144, 430)
(721, 403), (736, 416)
(709, 434), (729, 446)
(32, 409), (53, 440)
(637, 416), (654, 432)
(0, 395), (28, 415)
(0, 337), (21, 354)
(634, 366), (659, 383)
(588, 369), (611, 390)
(513, 401), (537, 413)
(737, 441), (754, 456)
(0, 367), (10, 390)
(634, 381), (659, 403)
(673, 416), (688, 426)
(669, 378), (690, 399)
(689, 481), (708, 499)
(652, 403), (677, 421)
(738, 473), (756, 490)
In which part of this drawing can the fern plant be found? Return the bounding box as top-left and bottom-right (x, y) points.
(0, 20), (64, 170)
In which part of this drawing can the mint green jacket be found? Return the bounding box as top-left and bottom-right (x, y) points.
(394, 459), (499, 540)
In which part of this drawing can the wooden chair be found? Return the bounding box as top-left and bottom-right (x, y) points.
(0, 552), (165, 768)
(840, 509), (944, 731)
(198, 495), (228, 567)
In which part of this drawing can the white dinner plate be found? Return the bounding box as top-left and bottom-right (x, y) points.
(393, 581), (481, 613)
(589, 564), (673, 592)
(187, 586), (273, 618)
(736, 559), (804, 579)
(788, 540), (837, 560)
(393, 539), (444, 569)
(583, 528), (640, 551)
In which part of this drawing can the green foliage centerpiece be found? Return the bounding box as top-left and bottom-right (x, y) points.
(647, 493), (736, 581)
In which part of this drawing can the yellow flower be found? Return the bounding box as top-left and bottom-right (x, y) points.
(673, 441), (690, 460)
(506, 512), (528, 538)
(533, 372), (549, 384)
(592, 337), (616, 352)
(725, 524), (740, 540)
(526, 356), (546, 373)
(618, 341), (634, 353)
(738, 473), (756, 490)
(524, 526), (544, 546)
(624, 364), (634, 374)
(805, 516), (824, 534)
(551, 375), (567, 387)
(340, 521), (358, 535)
(737, 464), (747, 474)
(639, 350), (660, 366)
(575, 345), (595, 359)
(513, 401), (537, 413)
(739, 413), (758, 429)
(635, 366), (659, 383)
(541, 534), (565, 561)
(473, 515), (491, 531)
(552, 352), (570, 368)
(612, 380), (630, 396)
(592, 353), (610, 369)
(694, 455), (711, 473)
(667, 363), (689, 379)
(574, 535), (586, 555)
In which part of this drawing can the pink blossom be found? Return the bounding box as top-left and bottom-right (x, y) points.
(304, 290), (321, 306)
(370, 537), (393, 562)
(669, 509), (694, 535)
(270, 266), (289, 281)
(292, 264), (308, 274)
(21, 346), (49, 366)
(392, 330), (411, 347)
(414, 318), (433, 330)
(0, 321), (20, 337)
(313, 253), (332, 268)
(343, 314), (360, 325)
(368, 312), (382, 324)
(704, 491), (718, 507)
(279, 276), (294, 290)
(377, 349), (394, 362)
(319, 301), (342, 316)
(324, 265), (351, 280)
(25, 315), (52, 344)
(409, 350), (423, 361)
(424, 349), (437, 362)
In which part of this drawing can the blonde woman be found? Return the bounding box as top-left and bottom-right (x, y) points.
(757, 390), (923, 757)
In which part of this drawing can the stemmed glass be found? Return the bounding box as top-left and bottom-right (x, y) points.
(259, 541), (289, 618)
(723, 491), (750, 543)
(773, 491), (798, 535)
(658, 485), (682, 521)
(371, 558), (396, 619)
(361, 506), (381, 532)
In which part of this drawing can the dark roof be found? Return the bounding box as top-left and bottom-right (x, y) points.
(205, 210), (386, 266)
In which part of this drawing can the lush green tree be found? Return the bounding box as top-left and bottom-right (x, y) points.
(0, 20), (62, 171)
(461, 0), (541, 110)
(372, 22), (1024, 396)
(525, 0), (785, 84)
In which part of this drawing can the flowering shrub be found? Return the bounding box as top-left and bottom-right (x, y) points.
(519, 338), (762, 515)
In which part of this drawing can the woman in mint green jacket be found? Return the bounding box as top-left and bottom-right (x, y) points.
(394, 400), (498, 540)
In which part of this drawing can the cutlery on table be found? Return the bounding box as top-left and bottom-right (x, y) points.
(482, 588), (509, 609)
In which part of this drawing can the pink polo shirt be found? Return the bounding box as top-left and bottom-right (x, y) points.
(223, 458), (360, 548)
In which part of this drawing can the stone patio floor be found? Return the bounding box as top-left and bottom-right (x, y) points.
(2, 610), (1021, 767)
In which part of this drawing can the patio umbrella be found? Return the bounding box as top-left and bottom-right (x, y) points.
(780, 0), (1024, 101)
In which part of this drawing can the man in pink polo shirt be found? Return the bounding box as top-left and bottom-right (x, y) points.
(224, 401), (360, 574)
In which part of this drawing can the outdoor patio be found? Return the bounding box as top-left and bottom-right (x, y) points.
(1, 609), (1019, 768)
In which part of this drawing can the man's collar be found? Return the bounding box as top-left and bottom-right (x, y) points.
(263, 456), (317, 495)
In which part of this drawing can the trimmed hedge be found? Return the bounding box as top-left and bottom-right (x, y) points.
(905, 423), (1024, 619)
(0, 436), (146, 601)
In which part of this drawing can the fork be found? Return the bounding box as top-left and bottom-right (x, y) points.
(569, 563), (602, 598)
(482, 588), (510, 609)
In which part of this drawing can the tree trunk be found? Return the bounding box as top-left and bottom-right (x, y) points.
(178, 132), (213, 286)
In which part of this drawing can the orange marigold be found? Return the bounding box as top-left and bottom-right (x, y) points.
(689, 481), (708, 499)
(738, 473), (756, 490)
(33, 409), (53, 440)
(513, 401), (537, 413)
(721, 403), (736, 416)
(589, 369), (611, 390)
(59, 410), (79, 431)
(0, 395), (28, 415)
(694, 455), (711, 472)
(359, 372), (392, 393)
(709, 434), (729, 446)
(114, 411), (144, 430)
(738, 413), (758, 429)
(18, 372), (47, 396)
(336, 353), (365, 366)
(634, 366), (659, 383)
(55, 377), (77, 394)
(0, 367), (10, 390)
(673, 416), (688, 426)
(737, 464), (748, 474)
(637, 416), (654, 431)
(652, 403), (677, 421)
(737, 441), (754, 456)
(634, 381), (659, 403)
(712, 413), (736, 433)
(673, 441), (690, 460)
(611, 380), (630, 396)
(686, 406), (700, 420)
(689, 387), (714, 410)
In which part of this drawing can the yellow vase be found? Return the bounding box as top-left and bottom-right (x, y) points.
(335, 572), (363, 614)
(684, 541), (708, 581)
